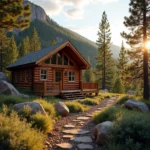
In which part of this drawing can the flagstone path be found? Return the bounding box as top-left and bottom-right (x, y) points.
(45, 97), (117, 150)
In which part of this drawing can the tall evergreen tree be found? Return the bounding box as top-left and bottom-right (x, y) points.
(118, 41), (128, 85)
(0, 0), (31, 30)
(4, 36), (18, 73)
(95, 11), (114, 90)
(30, 28), (41, 52)
(121, 0), (150, 99)
(0, 29), (9, 71)
(84, 57), (95, 82)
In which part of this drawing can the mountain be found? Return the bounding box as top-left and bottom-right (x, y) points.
(11, 0), (120, 67)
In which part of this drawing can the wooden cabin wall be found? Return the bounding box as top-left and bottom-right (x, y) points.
(12, 68), (33, 89)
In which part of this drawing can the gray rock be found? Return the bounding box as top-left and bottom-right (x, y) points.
(62, 129), (90, 135)
(0, 80), (20, 95)
(77, 144), (94, 150)
(0, 72), (9, 82)
(73, 136), (92, 143)
(124, 99), (149, 113)
(56, 143), (73, 149)
(0, 80), (30, 98)
(100, 89), (108, 93)
(127, 90), (136, 95)
(92, 121), (113, 145)
(13, 102), (47, 115)
(54, 102), (69, 116)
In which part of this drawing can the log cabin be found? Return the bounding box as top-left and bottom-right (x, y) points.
(7, 41), (99, 99)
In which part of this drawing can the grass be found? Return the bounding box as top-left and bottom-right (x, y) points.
(79, 97), (100, 106)
(64, 101), (89, 113)
(92, 107), (127, 123)
(115, 94), (135, 105)
(0, 107), (46, 150)
(35, 99), (56, 118)
(31, 113), (53, 133)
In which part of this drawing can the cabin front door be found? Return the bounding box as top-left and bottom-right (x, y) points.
(55, 70), (63, 91)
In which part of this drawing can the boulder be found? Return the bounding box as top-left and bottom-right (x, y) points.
(0, 80), (29, 98)
(127, 90), (136, 95)
(100, 89), (108, 93)
(54, 102), (69, 116)
(92, 121), (113, 145)
(13, 102), (47, 115)
(124, 99), (149, 113)
(0, 72), (9, 82)
(0, 80), (20, 95)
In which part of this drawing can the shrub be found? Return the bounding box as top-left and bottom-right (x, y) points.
(35, 99), (56, 118)
(109, 112), (150, 150)
(0, 107), (46, 150)
(79, 99), (99, 106)
(115, 95), (135, 105)
(64, 102), (88, 113)
(0, 94), (29, 107)
(139, 99), (150, 109)
(31, 113), (53, 133)
(93, 107), (123, 123)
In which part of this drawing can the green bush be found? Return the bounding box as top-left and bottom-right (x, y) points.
(0, 108), (46, 150)
(139, 99), (150, 109)
(109, 112), (150, 150)
(31, 113), (53, 133)
(93, 107), (123, 123)
(115, 95), (135, 105)
(64, 102), (88, 113)
(79, 99), (99, 105)
(35, 99), (56, 118)
(0, 94), (29, 107)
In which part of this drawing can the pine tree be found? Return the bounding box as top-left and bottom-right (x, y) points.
(30, 28), (41, 52)
(121, 0), (150, 99)
(0, 0), (31, 30)
(84, 57), (95, 82)
(117, 41), (128, 85)
(0, 29), (10, 71)
(112, 77), (125, 93)
(95, 11), (114, 90)
(4, 36), (18, 74)
(50, 40), (57, 45)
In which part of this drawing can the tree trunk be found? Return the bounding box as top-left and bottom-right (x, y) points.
(143, 0), (149, 100)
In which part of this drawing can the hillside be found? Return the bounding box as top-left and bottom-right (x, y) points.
(11, 0), (120, 67)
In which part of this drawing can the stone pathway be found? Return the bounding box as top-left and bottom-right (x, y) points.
(46, 97), (117, 150)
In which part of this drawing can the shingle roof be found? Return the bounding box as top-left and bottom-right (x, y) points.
(7, 41), (66, 69)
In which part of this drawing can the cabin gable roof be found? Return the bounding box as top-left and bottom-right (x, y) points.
(7, 41), (90, 70)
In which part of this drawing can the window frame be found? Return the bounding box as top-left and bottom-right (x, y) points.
(40, 69), (48, 80)
(68, 71), (75, 82)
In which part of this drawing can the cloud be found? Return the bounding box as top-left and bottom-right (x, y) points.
(64, 8), (84, 19)
(30, 0), (119, 19)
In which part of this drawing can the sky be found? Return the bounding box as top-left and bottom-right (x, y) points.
(30, 0), (130, 47)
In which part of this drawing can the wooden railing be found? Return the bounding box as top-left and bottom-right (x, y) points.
(80, 82), (99, 91)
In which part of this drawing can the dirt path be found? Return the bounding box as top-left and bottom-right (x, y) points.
(45, 97), (117, 150)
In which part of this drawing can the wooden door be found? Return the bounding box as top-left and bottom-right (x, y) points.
(55, 71), (63, 90)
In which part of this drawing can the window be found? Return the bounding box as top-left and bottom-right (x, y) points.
(44, 58), (50, 64)
(68, 71), (75, 82)
(25, 71), (28, 82)
(69, 60), (74, 66)
(64, 55), (68, 65)
(40, 69), (47, 80)
(57, 52), (62, 65)
(51, 54), (57, 64)
(55, 72), (61, 82)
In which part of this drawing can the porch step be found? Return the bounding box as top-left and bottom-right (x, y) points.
(61, 92), (85, 100)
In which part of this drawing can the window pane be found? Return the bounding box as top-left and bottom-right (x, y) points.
(44, 58), (50, 64)
(64, 55), (68, 65)
(51, 54), (57, 64)
(58, 52), (62, 65)
(41, 70), (47, 80)
(70, 60), (74, 66)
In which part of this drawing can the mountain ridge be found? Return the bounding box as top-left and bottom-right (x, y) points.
(13, 0), (120, 66)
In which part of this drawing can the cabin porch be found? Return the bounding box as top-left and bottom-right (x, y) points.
(33, 81), (99, 99)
